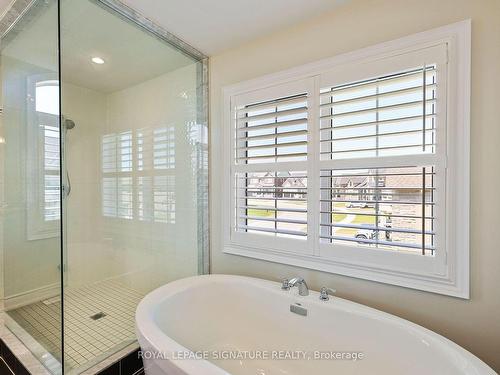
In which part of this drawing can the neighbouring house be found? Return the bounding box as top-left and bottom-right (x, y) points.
(247, 172), (307, 198)
(329, 168), (433, 247)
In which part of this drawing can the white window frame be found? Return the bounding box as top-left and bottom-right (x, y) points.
(221, 21), (470, 298)
(26, 74), (61, 240)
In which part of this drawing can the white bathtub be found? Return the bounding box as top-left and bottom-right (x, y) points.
(135, 275), (496, 375)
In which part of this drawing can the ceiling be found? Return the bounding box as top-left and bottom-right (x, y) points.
(108, 0), (346, 55)
(0, 0), (346, 92)
(2, 0), (194, 93)
(0, 0), (347, 56)
(59, 0), (193, 92)
(0, 1), (346, 57)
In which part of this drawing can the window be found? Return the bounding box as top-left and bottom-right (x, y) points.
(27, 77), (61, 240)
(101, 125), (176, 224)
(222, 21), (470, 297)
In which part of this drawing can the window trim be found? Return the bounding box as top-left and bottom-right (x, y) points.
(221, 20), (471, 298)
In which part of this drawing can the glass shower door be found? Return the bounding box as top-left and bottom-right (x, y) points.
(1, 0), (63, 373)
(59, 0), (208, 373)
(0, 0), (208, 372)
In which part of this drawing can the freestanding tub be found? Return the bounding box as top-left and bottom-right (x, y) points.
(136, 275), (496, 375)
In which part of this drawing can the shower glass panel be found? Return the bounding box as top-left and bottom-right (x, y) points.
(59, 0), (208, 373)
(1, 0), (63, 374)
(0, 0), (208, 373)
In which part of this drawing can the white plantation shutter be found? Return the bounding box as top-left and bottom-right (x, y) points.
(235, 95), (308, 164)
(224, 28), (470, 297)
(235, 171), (308, 238)
(228, 56), (445, 257)
(319, 66), (437, 159)
(319, 166), (436, 254)
(231, 80), (312, 251)
(228, 60), (444, 254)
(318, 64), (441, 255)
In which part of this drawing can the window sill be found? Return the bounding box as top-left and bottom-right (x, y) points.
(223, 244), (469, 299)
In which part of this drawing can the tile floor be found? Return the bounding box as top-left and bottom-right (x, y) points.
(7, 280), (143, 372)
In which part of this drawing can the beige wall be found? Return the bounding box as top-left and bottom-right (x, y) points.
(209, 0), (500, 371)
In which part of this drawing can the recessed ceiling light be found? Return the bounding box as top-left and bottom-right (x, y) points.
(91, 57), (105, 64)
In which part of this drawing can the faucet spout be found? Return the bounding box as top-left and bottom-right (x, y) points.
(288, 277), (309, 296)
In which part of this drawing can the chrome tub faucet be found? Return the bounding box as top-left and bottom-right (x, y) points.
(288, 277), (309, 296)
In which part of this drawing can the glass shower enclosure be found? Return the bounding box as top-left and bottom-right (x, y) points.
(0, 0), (208, 373)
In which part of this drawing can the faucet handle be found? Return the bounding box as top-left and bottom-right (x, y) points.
(281, 278), (291, 290)
(319, 287), (336, 301)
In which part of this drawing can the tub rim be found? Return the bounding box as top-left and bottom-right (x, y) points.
(135, 274), (496, 375)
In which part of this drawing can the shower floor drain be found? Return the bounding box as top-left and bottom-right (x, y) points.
(90, 312), (106, 320)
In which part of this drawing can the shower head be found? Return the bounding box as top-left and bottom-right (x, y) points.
(64, 118), (76, 130)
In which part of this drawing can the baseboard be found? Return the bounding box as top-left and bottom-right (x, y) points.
(3, 283), (60, 310)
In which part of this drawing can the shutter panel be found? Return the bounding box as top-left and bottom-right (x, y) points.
(320, 66), (437, 159)
(235, 94), (308, 164)
(235, 171), (308, 238)
(319, 65), (440, 255)
(233, 87), (310, 242)
(319, 166), (435, 254)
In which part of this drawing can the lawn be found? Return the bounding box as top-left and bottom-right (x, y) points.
(332, 213), (347, 222)
(246, 201), (376, 235)
(247, 208), (273, 217)
(331, 203), (376, 236)
(352, 214), (376, 225)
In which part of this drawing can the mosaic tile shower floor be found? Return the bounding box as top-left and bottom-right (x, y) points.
(7, 280), (143, 371)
